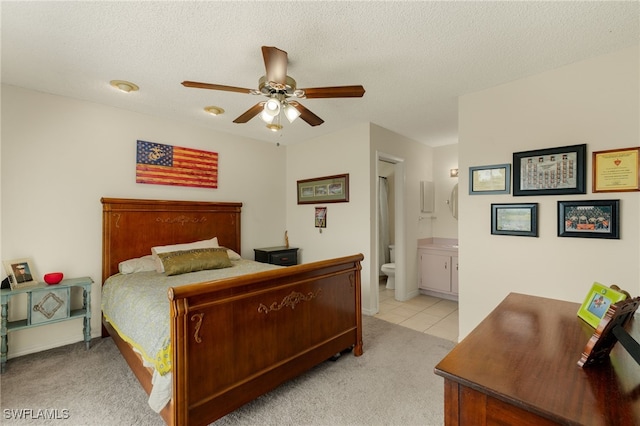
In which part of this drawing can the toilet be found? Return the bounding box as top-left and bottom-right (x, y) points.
(380, 245), (396, 290)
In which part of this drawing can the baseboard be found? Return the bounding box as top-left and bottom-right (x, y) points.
(7, 332), (101, 360)
(362, 308), (374, 316)
(404, 288), (420, 300)
(419, 288), (458, 301)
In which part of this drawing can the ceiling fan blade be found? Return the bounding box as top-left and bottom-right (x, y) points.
(233, 102), (265, 123)
(262, 46), (288, 85)
(290, 101), (324, 126)
(182, 81), (253, 94)
(298, 85), (366, 99)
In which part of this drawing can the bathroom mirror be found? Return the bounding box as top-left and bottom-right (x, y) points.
(448, 183), (458, 219)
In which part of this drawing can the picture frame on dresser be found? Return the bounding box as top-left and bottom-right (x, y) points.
(557, 199), (620, 239)
(491, 203), (538, 237)
(513, 144), (586, 196)
(577, 282), (628, 329)
(3, 257), (39, 290)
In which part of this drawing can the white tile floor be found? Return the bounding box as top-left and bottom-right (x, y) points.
(375, 283), (459, 342)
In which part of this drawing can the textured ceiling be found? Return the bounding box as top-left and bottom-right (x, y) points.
(2, 1), (638, 147)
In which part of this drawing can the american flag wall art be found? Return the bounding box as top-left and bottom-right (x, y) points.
(136, 140), (218, 189)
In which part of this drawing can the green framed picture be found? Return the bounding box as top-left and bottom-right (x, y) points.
(577, 282), (627, 328)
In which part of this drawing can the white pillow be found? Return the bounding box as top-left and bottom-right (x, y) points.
(151, 237), (219, 272)
(224, 248), (242, 261)
(118, 255), (157, 274)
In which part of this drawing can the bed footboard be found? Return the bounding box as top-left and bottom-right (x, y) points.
(168, 254), (363, 426)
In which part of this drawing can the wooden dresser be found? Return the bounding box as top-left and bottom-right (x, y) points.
(434, 292), (640, 425)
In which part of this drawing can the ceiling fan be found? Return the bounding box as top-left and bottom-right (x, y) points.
(182, 46), (365, 131)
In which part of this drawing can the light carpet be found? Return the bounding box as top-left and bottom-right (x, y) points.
(0, 316), (455, 426)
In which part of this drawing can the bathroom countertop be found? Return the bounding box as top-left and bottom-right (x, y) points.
(418, 238), (458, 252)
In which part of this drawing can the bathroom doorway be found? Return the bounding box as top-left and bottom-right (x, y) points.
(376, 152), (406, 307)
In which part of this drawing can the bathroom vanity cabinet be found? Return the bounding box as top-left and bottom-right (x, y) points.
(418, 243), (458, 300)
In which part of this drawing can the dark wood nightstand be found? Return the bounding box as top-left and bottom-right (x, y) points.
(254, 246), (298, 266)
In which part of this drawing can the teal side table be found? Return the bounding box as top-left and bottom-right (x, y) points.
(0, 276), (93, 373)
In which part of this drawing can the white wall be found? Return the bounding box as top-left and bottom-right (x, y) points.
(458, 46), (640, 338)
(1, 85), (287, 358)
(433, 144), (459, 239)
(370, 124), (434, 303)
(285, 123), (373, 310)
(285, 123), (434, 315)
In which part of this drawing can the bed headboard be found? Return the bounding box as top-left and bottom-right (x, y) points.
(101, 198), (242, 284)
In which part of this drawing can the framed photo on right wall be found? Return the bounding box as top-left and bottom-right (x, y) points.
(513, 144), (586, 196)
(557, 199), (620, 239)
(491, 203), (538, 237)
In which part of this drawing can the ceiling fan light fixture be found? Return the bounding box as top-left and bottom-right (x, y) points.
(260, 110), (275, 123)
(204, 106), (225, 116)
(266, 123), (283, 132)
(181, 46), (364, 131)
(283, 102), (301, 123)
(110, 80), (139, 93)
(263, 98), (281, 117)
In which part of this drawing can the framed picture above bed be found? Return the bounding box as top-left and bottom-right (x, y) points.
(297, 174), (349, 204)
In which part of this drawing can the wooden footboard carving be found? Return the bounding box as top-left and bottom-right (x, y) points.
(257, 288), (323, 314)
(168, 254), (363, 426)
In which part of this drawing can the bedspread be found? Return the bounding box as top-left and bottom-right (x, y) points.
(101, 259), (282, 375)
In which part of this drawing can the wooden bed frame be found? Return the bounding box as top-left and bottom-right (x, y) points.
(101, 198), (363, 425)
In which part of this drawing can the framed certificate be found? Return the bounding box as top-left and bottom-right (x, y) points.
(592, 146), (640, 193)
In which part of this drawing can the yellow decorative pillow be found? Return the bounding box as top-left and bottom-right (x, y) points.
(158, 248), (232, 276)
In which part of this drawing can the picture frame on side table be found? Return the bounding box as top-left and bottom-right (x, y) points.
(469, 164), (511, 194)
(491, 203), (538, 237)
(592, 146), (640, 193)
(557, 199), (619, 239)
(3, 257), (40, 290)
(297, 174), (349, 204)
(513, 144), (586, 196)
